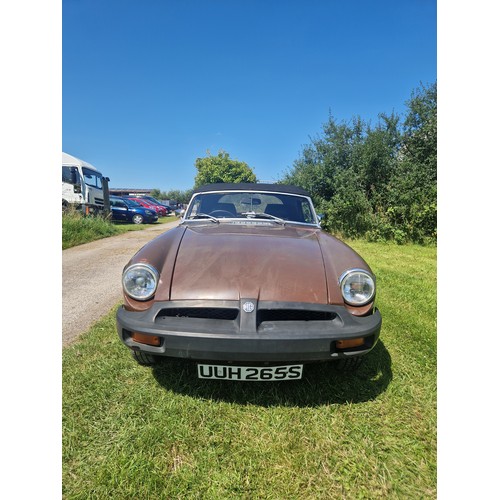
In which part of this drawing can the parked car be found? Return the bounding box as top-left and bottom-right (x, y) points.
(109, 196), (158, 224)
(137, 196), (173, 214)
(125, 197), (168, 217)
(116, 183), (382, 379)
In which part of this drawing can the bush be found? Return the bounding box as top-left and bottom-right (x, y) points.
(282, 82), (437, 244)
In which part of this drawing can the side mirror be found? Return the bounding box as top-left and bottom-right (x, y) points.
(316, 213), (326, 227)
(74, 184), (82, 194)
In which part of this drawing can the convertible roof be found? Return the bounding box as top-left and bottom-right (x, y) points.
(193, 183), (311, 196)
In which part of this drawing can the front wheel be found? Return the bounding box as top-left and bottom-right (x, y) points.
(132, 214), (144, 224)
(132, 351), (158, 366)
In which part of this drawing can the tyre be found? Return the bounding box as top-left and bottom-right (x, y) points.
(132, 350), (157, 366)
(333, 357), (363, 371)
(132, 214), (144, 224)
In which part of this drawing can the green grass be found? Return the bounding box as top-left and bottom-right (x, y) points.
(63, 242), (436, 499)
(62, 210), (177, 249)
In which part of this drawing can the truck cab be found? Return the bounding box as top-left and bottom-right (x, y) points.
(62, 152), (109, 214)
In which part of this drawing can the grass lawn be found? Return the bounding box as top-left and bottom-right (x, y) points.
(63, 241), (436, 499)
(62, 213), (177, 249)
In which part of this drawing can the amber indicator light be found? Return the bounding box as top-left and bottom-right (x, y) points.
(131, 332), (161, 346)
(336, 338), (364, 349)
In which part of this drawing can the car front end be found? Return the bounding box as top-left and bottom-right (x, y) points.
(129, 207), (158, 223)
(116, 184), (381, 379)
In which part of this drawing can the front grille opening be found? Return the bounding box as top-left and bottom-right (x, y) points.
(258, 309), (336, 323)
(158, 308), (239, 320)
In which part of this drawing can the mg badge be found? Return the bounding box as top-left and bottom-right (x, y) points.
(243, 301), (255, 313)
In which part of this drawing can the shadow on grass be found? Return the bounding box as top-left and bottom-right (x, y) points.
(150, 341), (392, 407)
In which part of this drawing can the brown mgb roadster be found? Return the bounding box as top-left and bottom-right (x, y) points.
(116, 183), (381, 381)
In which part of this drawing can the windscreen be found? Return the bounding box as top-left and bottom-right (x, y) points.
(186, 191), (316, 224)
(124, 198), (142, 207)
(82, 167), (103, 189)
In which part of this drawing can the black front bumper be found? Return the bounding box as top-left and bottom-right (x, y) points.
(116, 299), (382, 363)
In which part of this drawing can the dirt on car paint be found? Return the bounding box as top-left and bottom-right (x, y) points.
(62, 220), (179, 346)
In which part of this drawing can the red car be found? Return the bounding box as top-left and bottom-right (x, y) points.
(125, 197), (167, 217)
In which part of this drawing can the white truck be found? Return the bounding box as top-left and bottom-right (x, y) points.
(62, 152), (110, 214)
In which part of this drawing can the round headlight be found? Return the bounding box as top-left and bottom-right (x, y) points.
(122, 263), (159, 301)
(339, 269), (375, 306)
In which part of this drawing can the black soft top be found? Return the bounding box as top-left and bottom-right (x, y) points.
(193, 183), (310, 196)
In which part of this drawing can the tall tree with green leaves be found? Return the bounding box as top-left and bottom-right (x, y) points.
(281, 82), (436, 243)
(194, 150), (257, 187)
(385, 82), (437, 242)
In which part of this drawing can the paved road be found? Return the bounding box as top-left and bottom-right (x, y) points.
(62, 220), (180, 346)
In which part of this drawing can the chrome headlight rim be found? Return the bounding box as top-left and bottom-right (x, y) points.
(339, 268), (376, 306)
(122, 263), (159, 301)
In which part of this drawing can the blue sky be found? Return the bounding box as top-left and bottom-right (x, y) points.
(63, 0), (436, 191)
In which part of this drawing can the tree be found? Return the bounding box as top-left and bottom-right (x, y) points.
(384, 82), (437, 242)
(194, 150), (257, 187)
(150, 188), (193, 204)
(163, 189), (193, 204)
(280, 81), (437, 243)
(282, 114), (374, 235)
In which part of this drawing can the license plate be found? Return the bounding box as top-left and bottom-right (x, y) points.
(197, 364), (303, 381)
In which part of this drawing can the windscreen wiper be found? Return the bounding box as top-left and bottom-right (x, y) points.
(241, 211), (286, 225)
(187, 213), (219, 223)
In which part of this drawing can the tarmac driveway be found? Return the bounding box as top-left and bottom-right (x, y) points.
(62, 220), (179, 346)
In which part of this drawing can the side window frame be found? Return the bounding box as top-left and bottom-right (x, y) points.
(62, 166), (79, 185)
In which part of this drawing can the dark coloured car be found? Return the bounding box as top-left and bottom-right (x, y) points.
(110, 196), (158, 224)
(116, 183), (381, 380)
